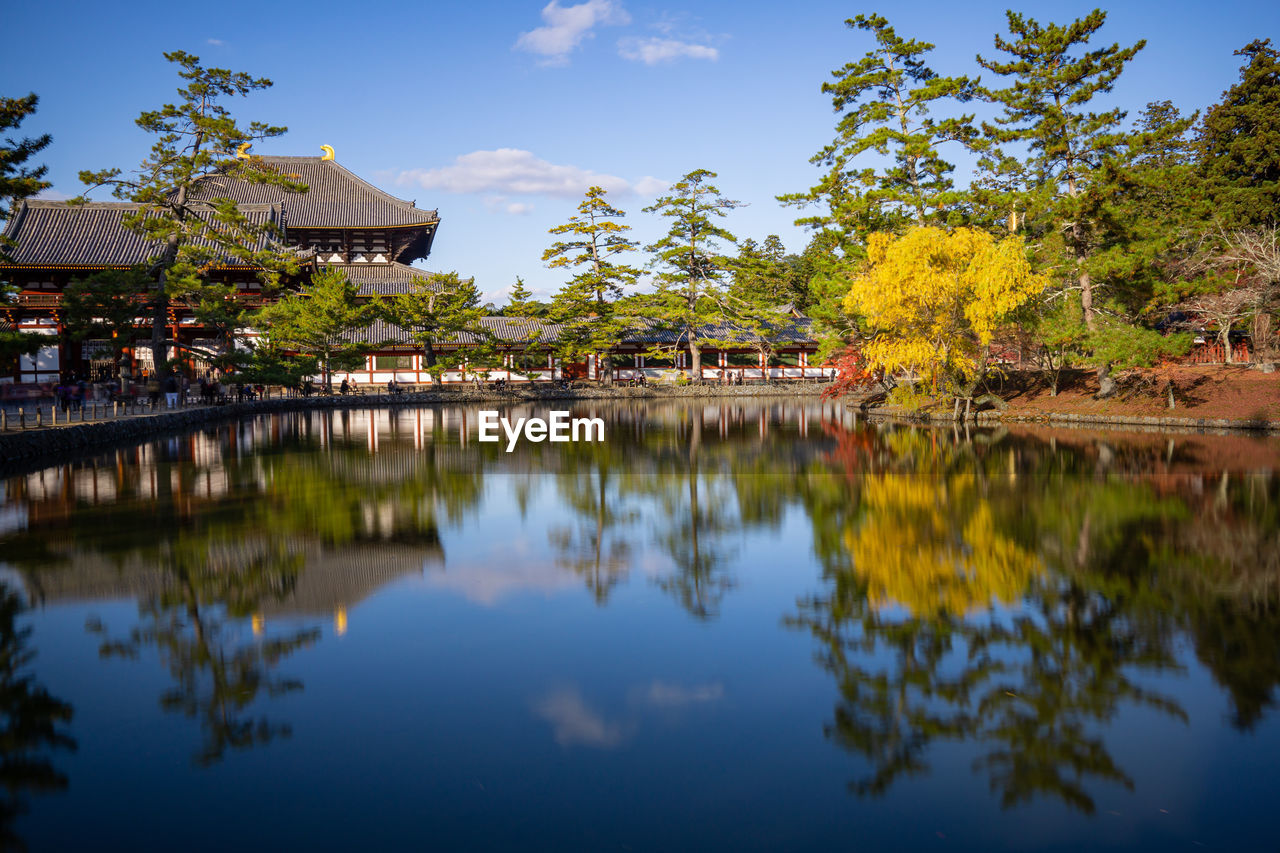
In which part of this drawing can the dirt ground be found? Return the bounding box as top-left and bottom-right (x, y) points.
(986, 365), (1280, 422)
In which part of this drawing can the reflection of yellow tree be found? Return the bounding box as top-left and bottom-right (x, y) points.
(847, 474), (1042, 618)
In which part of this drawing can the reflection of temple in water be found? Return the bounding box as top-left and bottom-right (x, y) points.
(14, 538), (442, 626)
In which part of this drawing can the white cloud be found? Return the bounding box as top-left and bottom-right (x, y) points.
(481, 195), (534, 216)
(639, 681), (725, 708)
(397, 149), (662, 200)
(206, 38), (224, 47)
(515, 0), (630, 66)
(533, 689), (628, 748)
(618, 37), (718, 65)
(32, 189), (72, 201)
(632, 176), (669, 197)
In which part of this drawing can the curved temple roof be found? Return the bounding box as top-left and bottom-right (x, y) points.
(0, 200), (281, 268)
(188, 155), (438, 229)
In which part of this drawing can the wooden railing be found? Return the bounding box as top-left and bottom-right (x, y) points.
(7, 292), (279, 309)
(9, 293), (62, 307)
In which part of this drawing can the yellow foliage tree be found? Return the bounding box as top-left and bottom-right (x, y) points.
(843, 226), (1045, 394)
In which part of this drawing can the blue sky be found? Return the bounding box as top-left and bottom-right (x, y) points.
(5, 0), (1277, 303)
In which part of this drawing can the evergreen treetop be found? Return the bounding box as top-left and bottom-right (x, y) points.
(781, 13), (980, 241)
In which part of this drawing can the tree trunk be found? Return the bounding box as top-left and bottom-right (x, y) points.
(1079, 266), (1095, 332)
(1220, 327), (1234, 365)
(422, 340), (437, 386)
(1096, 363), (1116, 399)
(1251, 311), (1272, 361)
(150, 285), (169, 377)
(688, 340), (702, 382)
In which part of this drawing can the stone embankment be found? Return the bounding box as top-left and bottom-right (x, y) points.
(0, 383), (827, 471)
(861, 406), (1280, 433)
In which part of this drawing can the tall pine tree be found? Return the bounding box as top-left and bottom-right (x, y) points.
(780, 14), (980, 240)
(544, 186), (640, 381)
(977, 10), (1145, 331)
(1, 93), (53, 367)
(643, 169), (742, 381)
(1199, 39), (1280, 226)
(76, 51), (304, 372)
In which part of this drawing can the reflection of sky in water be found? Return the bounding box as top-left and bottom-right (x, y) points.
(0, 402), (1278, 851)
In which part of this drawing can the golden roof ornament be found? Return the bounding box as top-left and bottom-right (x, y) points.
(320, 145), (335, 161)
(235, 142), (252, 160)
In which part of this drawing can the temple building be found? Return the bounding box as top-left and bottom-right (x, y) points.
(1, 149), (825, 387)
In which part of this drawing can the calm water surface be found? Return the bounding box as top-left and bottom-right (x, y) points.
(1, 400), (1279, 851)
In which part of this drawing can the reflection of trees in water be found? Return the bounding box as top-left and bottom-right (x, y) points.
(5, 405), (1280, 795)
(0, 583), (75, 851)
(88, 532), (319, 766)
(790, 420), (1280, 811)
(1162, 472), (1280, 730)
(647, 411), (740, 620)
(7, 424), (491, 768)
(550, 459), (635, 605)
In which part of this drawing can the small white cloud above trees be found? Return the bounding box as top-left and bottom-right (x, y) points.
(515, 0), (631, 66)
(483, 195), (535, 216)
(617, 36), (718, 65)
(397, 148), (663, 200)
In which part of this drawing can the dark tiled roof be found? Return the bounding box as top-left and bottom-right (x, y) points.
(345, 314), (806, 351)
(188, 156), (438, 229)
(344, 316), (563, 347)
(480, 316), (563, 344)
(619, 317), (816, 346)
(0, 200), (279, 268)
(333, 262), (445, 296)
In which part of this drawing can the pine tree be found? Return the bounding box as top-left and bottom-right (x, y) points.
(505, 277), (543, 318)
(643, 169), (742, 381)
(543, 186), (640, 381)
(543, 186), (641, 305)
(977, 10), (1145, 331)
(76, 51), (304, 371)
(730, 235), (799, 306)
(1199, 39), (1280, 226)
(504, 277), (546, 375)
(254, 266), (375, 390)
(1112, 100), (1203, 313)
(1, 93), (52, 365)
(0, 94), (51, 231)
(379, 271), (494, 385)
(780, 13), (980, 241)
(792, 229), (860, 362)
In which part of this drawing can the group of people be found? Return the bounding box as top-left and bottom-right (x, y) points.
(53, 376), (104, 411)
(195, 376), (261, 405)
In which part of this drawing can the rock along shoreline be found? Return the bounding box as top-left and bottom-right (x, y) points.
(860, 406), (1280, 433)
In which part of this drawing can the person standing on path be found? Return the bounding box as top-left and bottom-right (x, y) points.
(164, 373), (179, 409)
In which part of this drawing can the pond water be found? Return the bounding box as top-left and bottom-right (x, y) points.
(1, 400), (1278, 851)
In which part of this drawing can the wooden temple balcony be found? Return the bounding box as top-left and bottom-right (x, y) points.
(10, 293), (63, 307)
